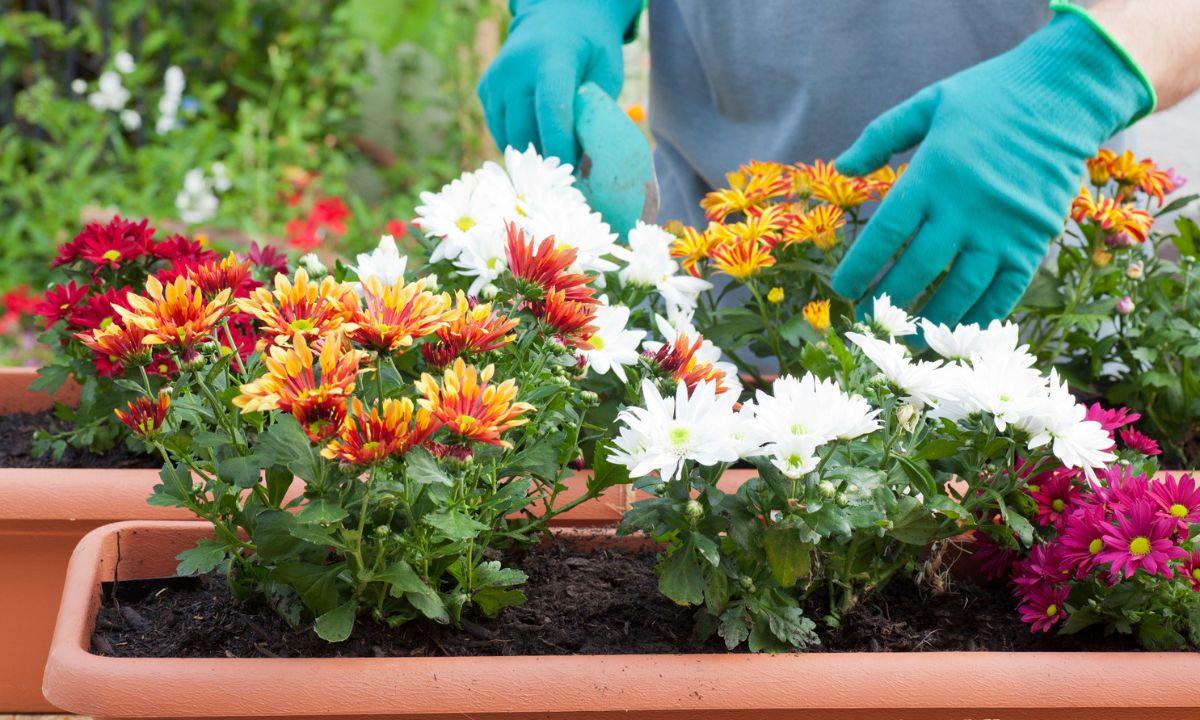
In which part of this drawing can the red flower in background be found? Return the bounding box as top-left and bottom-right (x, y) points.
(385, 219), (408, 238)
(1119, 427), (1161, 456)
(35, 282), (91, 329)
(67, 286), (133, 331)
(153, 233), (219, 265)
(53, 216), (156, 272)
(0, 285), (38, 335)
(286, 196), (350, 251)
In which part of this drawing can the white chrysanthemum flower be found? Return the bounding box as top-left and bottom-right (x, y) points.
(869, 293), (917, 337)
(1023, 374), (1116, 478)
(766, 433), (822, 479)
(299, 253), (327, 277)
(646, 314), (742, 396)
(210, 162), (232, 193)
(119, 109), (141, 130)
(613, 221), (712, 314)
(164, 66), (185, 95)
(415, 170), (510, 263)
(582, 303), (646, 382)
(950, 349), (1047, 431)
(353, 235), (408, 286)
(609, 380), (741, 481)
(920, 319), (1025, 362)
(846, 332), (948, 407)
(70, 78), (87, 95)
(175, 168), (218, 224)
(501, 144), (580, 202)
(516, 194), (619, 275)
(451, 231), (508, 296)
(114, 50), (136, 74)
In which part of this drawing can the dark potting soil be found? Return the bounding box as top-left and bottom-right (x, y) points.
(0, 409), (158, 468)
(91, 537), (1140, 659)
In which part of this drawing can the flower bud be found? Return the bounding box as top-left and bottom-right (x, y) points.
(547, 335), (568, 353)
(1126, 261), (1144, 280)
(373, 525), (390, 537)
(835, 493), (849, 507)
(684, 499), (704, 520)
(817, 480), (836, 498)
(196, 339), (220, 356)
(739, 575), (755, 592)
(895, 402), (919, 433)
(423, 273), (440, 292)
(1091, 247), (1112, 267)
(1116, 295), (1135, 315)
(580, 390), (599, 404)
(299, 252), (327, 278)
(481, 283), (500, 300)
(868, 372), (889, 388)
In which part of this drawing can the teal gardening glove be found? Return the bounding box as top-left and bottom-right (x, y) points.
(831, 4), (1156, 328)
(477, 0), (643, 167)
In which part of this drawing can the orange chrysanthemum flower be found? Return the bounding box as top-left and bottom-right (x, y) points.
(802, 160), (874, 209)
(1087, 149), (1115, 186)
(1105, 149), (1155, 188)
(1138, 166), (1178, 205)
(235, 333), (368, 442)
(415, 359), (533, 447)
(504, 223), (596, 303)
(699, 172), (790, 221)
(1071, 186), (1154, 243)
(864, 164), (905, 200)
(803, 299), (831, 332)
(76, 322), (153, 366)
(117, 275), (231, 351)
(709, 236), (776, 280)
(422, 292), (519, 367)
(541, 288), (598, 347)
(724, 161), (788, 194)
(670, 223), (730, 278)
(727, 204), (790, 247)
(646, 332), (729, 394)
(321, 397), (437, 465)
(349, 277), (452, 354)
(785, 205), (846, 250)
(189, 251), (254, 299)
(236, 269), (359, 351)
(115, 392), (171, 439)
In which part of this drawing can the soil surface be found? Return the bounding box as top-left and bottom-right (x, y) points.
(92, 537), (1139, 658)
(0, 409), (158, 468)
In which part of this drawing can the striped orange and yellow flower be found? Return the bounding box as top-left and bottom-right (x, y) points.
(415, 359), (533, 447)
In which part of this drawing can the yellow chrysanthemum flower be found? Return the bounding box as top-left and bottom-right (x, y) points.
(786, 204), (846, 250)
(321, 397), (436, 465)
(767, 287), (785, 304)
(117, 275), (231, 351)
(235, 269), (359, 351)
(415, 359), (533, 448)
(803, 299), (831, 332)
(348, 277), (453, 354)
(709, 236), (776, 280)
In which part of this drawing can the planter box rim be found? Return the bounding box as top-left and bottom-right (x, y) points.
(43, 520), (1200, 719)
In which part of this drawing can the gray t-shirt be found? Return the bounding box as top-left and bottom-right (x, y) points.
(648, 0), (1054, 226)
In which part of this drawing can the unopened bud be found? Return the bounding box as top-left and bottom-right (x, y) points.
(895, 402), (919, 433)
(580, 390), (599, 404)
(1126, 261), (1144, 280)
(738, 575), (755, 592)
(684, 499), (704, 520)
(835, 493), (849, 507)
(1116, 295), (1135, 315)
(817, 480), (836, 498)
(481, 283), (500, 300)
(299, 252), (327, 278)
(1091, 247), (1112, 267)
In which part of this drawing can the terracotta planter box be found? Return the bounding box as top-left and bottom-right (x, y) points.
(45, 521), (1200, 720)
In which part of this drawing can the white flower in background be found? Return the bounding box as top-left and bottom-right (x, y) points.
(299, 253), (328, 278)
(70, 79), (87, 95)
(609, 380), (741, 481)
(868, 293), (917, 338)
(500, 144), (580, 203)
(516, 196), (619, 275)
(1023, 373), (1115, 477)
(921, 319), (1025, 362)
(210, 162), (232, 193)
(119, 109), (141, 131)
(452, 231), (508, 296)
(156, 66), (185, 135)
(613, 221), (712, 314)
(113, 51), (136, 74)
(846, 332), (948, 408)
(415, 170), (509, 263)
(164, 65), (185, 95)
(646, 313), (742, 396)
(582, 302), (646, 382)
(175, 168), (218, 224)
(88, 71), (129, 112)
(765, 433), (821, 479)
(353, 235), (408, 286)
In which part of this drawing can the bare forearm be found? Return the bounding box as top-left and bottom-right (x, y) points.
(1091, 0), (1200, 109)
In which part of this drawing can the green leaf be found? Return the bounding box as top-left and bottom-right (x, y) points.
(471, 560), (527, 589)
(216, 454), (262, 489)
(175, 539), (226, 576)
(30, 363), (70, 393)
(500, 434), (562, 481)
(271, 560), (345, 615)
(588, 441), (632, 494)
(473, 587), (526, 617)
(314, 601), (356, 642)
(660, 545), (704, 605)
(719, 607), (751, 650)
(1157, 194), (1200, 218)
(893, 455), (937, 501)
(256, 415), (321, 483)
(376, 561), (431, 594)
(799, 343), (836, 379)
(297, 499), (349, 525)
(405, 446), (452, 486)
(1005, 511), (1036, 546)
(148, 462), (194, 507)
(1137, 615), (1186, 651)
(1171, 217), (1200, 257)
(407, 586), (450, 623)
(761, 526), (812, 588)
(888, 496), (938, 545)
(424, 510), (488, 541)
(253, 510), (304, 561)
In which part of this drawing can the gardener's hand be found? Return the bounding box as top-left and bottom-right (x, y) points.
(477, 0), (642, 167)
(830, 7), (1155, 328)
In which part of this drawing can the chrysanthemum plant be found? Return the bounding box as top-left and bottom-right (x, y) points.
(1017, 149), (1200, 464)
(608, 297), (1146, 651)
(32, 216), (286, 457)
(652, 160), (905, 382)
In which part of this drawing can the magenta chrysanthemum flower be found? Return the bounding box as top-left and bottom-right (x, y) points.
(1118, 427), (1161, 456)
(1058, 505), (1110, 577)
(1030, 469), (1082, 527)
(1183, 551), (1200, 592)
(1012, 543), (1068, 591)
(1149, 473), (1200, 528)
(1094, 466), (1151, 512)
(972, 532), (1016, 581)
(1097, 501), (1187, 579)
(1084, 403), (1140, 436)
(1016, 582), (1070, 633)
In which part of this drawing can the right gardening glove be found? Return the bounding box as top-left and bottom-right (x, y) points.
(831, 2), (1156, 329)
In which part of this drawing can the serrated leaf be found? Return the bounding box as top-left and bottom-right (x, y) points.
(314, 601), (356, 642)
(472, 560), (527, 589)
(761, 526), (812, 588)
(216, 454), (262, 489)
(424, 510), (488, 541)
(271, 560), (344, 615)
(297, 499), (349, 524)
(588, 441), (632, 495)
(405, 446), (452, 486)
(474, 587), (526, 617)
(175, 539), (226, 576)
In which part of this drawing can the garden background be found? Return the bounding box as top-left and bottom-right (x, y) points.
(1, 0), (1195, 368)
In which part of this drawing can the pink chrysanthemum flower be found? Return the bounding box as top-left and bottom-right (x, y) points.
(1183, 551), (1200, 592)
(1097, 501), (1188, 580)
(1016, 583), (1070, 633)
(1093, 466), (1151, 512)
(1030, 469), (1082, 527)
(1084, 403), (1140, 436)
(1118, 427), (1161, 456)
(972, 533), (1017, 581)
(1057, 505), (1110, 577)
(1012, 543), (1069, 591)
(1149, 473), (1200, 529)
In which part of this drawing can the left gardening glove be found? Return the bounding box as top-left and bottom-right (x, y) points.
(830, 5), (1155, 328)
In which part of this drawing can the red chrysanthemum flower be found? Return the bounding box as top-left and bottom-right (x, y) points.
(248, 241), (289, 278)
(504, 224), (597, 304)
(1030, 469), (1082, 527)
(116, 275), (232, 352)
(348, 277), (452, 354)
(1016, 582), (1069, 633)
(188, 251), (259, 299)
(644, 331), (730, 395)
(1012, 542), (1069, 591)
(34, 282), (91, 330)
(414, 359), (534, 448)
(971, 532), (1016, 581)
(1119, 427), (1161, 457)
(421, 292), (519, 367)
(52, 216), (155, 270)
(1149, 473), (1200, 528)
(1097, 500), (1188, 580)
(152, 233), (219, 264)
(321, 397), (437, 465)
(114, 392), (171, 439)
(1183, 551), (1200, 592)
(540, 289), (598, 348)
(1057, 504), (1110, 578)
(67, 286), (133, 331)
(1092, 465), (1151, 512)
(76, 322), (154, 375)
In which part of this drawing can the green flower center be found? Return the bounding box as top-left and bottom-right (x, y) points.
(1027, 484), (1040, 494)
(1045, 604), (1058, 618)
(1088, 538), (1104, 555)
(668, 426), (691, 447)
(1051, 499), (1065, 512)
(455, 215), (475, 231)
(1129, 536), (1151, 556)
(289, 319), (315, 332)
(1170, 503), (1189, 519)
(102, 249), (122, 261)
(1193, 568), (1200, 581)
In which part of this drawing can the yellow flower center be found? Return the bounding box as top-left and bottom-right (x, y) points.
(361, 441), (380, 455)
(1129, 536), (1151, 556)
(1051, 499), (1065, 512)
(455, 216), (475, 231)
(668, 426), (691, 447)
(289, 319), (316, 332)
(1045, 604), (1058, 618)
(588, 335), (605, 350)
(102, 249), (122, 261)
(100, 317), (114, 330)
(1193, 568), (1200, 581)
(1170, 503), (1189, 518)
(1088, 538), (1103, 555)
